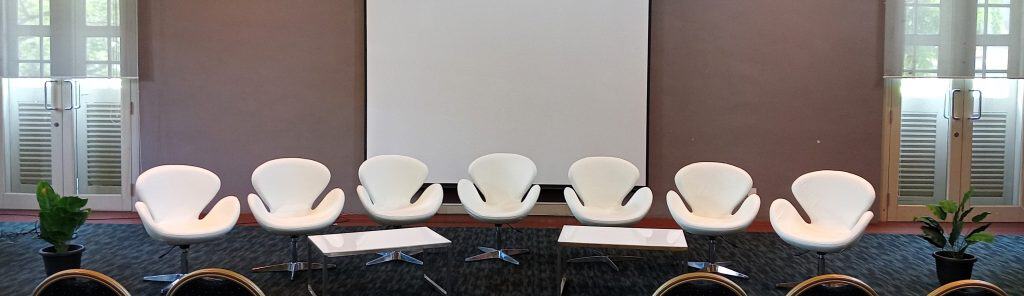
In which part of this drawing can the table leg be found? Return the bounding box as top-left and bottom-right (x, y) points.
(557, 245), (566, 296)
(423, 247), (449, 295)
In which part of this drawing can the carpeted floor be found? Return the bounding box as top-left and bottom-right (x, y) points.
(0, 222), (1021, 295)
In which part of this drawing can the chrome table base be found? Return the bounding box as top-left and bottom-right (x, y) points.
(253, 262), (334, 280)
(566, 250), (642, 271)
(687, 261), (749, 279)
(464, 246), (529, 265)
(366, 250), (424, 265)
(143, 273), (183, 282)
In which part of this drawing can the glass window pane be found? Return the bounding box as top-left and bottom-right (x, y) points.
(918, 7), (941, 35)
(916, 46), (939, 70)
(18, 63), (40, 76)
(86, 37), (109, 61)
(976, 46), (985, 71)
(41, 0), (48, 25)
(85, 0), (110, 26)
(17, 0), (40, 25)
(986, 46), (1009, 70)
(978, 7), (985, 34)
(988, 7), (1010, 34)
(17, 36), (40, 60)
(41, 37), (50, 60)
(111, 0), (120, 26)
(41, 62), (50, 76)
(111, 38), (120, 62)
(86, 64), (109, 77)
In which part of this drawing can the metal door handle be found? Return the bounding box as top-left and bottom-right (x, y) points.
(42, 80), (58, 110)
(948, 89), (962, 120)
(62, 81), (81, 110)
(968, 89), (982, 120)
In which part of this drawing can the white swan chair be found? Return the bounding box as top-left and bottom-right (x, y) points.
(357, 155), (443, 265)
(135, 165), (240, 291)
(563, 157), (652, 270)
(458, 153), (540, 265)
(770, 170), (874, 288)
(247, 158), (345, 280)
(668, 162), (760, 279)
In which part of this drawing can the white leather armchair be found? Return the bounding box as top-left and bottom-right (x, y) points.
(563, 157), (652, 270)
(247, 158), (344, 280)
(770, 170), (874, 288)
(667, 162), (759, 279)
(135, 165), (240, 290)
(357, 155), (443, 265)
(458, 153), (540, 265)
(564, 157), (652, 226)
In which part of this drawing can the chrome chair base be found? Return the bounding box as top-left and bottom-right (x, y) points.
(567, 250), (642, 271)
(464, 246), (528, 265)
(687, 261), (749, 279)
(366, 250), (424, 266)
(143, 273), (183, 282)
(252, 262), (334, 280)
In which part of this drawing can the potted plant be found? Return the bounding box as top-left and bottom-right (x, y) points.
(36, 181), (91, 275)
(914, 189), (995, 284)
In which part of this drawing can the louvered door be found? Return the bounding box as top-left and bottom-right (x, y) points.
(886, 78), (1024, 222)
(1, 78), (133, 210)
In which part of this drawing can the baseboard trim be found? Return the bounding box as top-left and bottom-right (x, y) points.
(438, 202), (572, 216)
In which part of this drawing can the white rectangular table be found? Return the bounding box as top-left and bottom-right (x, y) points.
(556, 225), (688, 295)
(307, 227), (452, 296)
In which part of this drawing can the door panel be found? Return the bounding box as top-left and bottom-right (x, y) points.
(894, 79), (955, 206)
(965, 79), (1021, 206)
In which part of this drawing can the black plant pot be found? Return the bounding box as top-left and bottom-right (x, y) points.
(933, 251), (977, 284)
(39, 244), (85, 276)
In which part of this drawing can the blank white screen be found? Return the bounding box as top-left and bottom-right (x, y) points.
(367, 0), (648, 185)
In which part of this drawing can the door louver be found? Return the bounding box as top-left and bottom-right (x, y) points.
(898, 112), (940, 200)
(970, 112), (1010, 200)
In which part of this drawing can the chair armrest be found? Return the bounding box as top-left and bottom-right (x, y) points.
(356, 185), (380, 215)
(849, 211), (874, 235)
(563, 187), (585, 216)
(769, 198), (806, 233)
(623, 187), (653, 216)
(457, 179), (487, 210)
(667, 190), (698, 226)
(520, 184), (541, 208)
(732, 193), (761, 223)
(203, 196), (240, 228)
(247, 194), (271, 220)
(311, 188), (345, 218)
(410, 183), (444, 213)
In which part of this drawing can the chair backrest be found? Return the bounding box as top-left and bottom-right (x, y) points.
(136, 165), (220, 224)
(359, 155), (429, 210)
(652, 272), (746, 296)
(251, 158), (330, 214)
(467, 153), (537, 205)
(675, 162), (753, 217)
(927, 280), (1009, 296)
(791, 170), (875, 230)
(34, 269), (130, 296)
(568, 157), (639, 208)
(786, 274), (878, 296)
(166, 268), (265, 296)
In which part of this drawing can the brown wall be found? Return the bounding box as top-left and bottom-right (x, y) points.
(137, 0), (366, 212)
(138, 0), (884, 218)
(647, 0), (885, 219)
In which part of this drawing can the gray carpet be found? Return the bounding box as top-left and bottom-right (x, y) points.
(0, 222), (1021, 295)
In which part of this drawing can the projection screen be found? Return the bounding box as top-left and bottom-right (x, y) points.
(366, 0), (649, 185)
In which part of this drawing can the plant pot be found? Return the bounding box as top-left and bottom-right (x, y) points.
(933, 251), (977, 284)
(39, 244), (85, 275)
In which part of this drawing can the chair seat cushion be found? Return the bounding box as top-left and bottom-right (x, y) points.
(775, 223), (857, 253)
(570, 207), (645, 226)
(253, 211), (337, 236)
(369, 205), (439, 226)
(148, 219), (235, 245)
(464, 203), (529, 224)
(674, 214), (752, 236)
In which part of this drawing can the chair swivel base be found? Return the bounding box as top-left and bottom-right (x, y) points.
(366, 250), (424, 266)
(688, 261), (749, 279)
(567, 250), (642, 271)
(144, 274), (183, 295)
(252, 262), (335, 280)
(464, 246), (528, 265)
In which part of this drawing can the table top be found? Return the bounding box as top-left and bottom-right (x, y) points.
(308, 227), (451, 257)
(557, 225), (687, 251)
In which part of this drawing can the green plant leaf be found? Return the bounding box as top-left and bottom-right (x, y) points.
(971, 212), (990, 222)
(938, 200), (958, 216)
(35, 181), (90, 253)
(919, 226), (946, 249)
(925, 205), (947, 220)
(966, 232), (995, 243)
